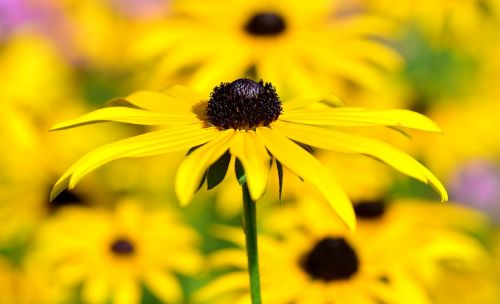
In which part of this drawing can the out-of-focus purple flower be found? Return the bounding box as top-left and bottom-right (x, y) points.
(450, 160), (500, 221)
(0, 0), (81, 64)
(108, 0), (170, 20)
(0, 0), (37, 33)
(0, 0), (62, 39)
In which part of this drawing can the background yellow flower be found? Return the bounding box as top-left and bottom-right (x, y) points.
(32, 200), (203, 304)
(129, 0), (401, 97)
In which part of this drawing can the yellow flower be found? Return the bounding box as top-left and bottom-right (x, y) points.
(315, 197), (496, 304)
(50, 79), (447, 230)
(130, 0), (401, 95)
(197, 225), (429, 304)
(33, 201), (203, 304)
(196, 197), (490, 303)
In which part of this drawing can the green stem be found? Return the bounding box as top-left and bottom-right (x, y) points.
(242, 182), (262, 304)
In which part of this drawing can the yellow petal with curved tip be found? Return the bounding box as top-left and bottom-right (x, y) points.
(114, 90), (198, 113)
(50, 107), (199, 131)
(175, 129), (235, 206)
(50, 124), (217, 201)
(256, 127), (355, 231)
(281, 108), (442, 132)
(275, 121), (448, 202)
(230, 131), (270, 201)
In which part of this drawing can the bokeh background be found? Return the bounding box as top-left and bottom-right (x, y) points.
(1, 0), (499, 303)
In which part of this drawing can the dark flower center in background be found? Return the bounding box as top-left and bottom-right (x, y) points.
(354, 200), (386, 219)
(244, 12), (286, 36)
(206, 78), (282, 129)
(110, 238), (135, 256)
(301, 237), (359, 281)
(48, 188), (87, 212)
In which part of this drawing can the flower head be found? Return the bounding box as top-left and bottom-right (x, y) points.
(50, 79), (447, 230)
(206, 79), (282, 129)
(131, 0), (400, 95)
(33, 201), (203, 304)
(195, 198), (490, 303)
(196, 224), (430, 304)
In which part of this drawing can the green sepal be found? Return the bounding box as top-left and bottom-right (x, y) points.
(186, 144), (204, 156)
(196, 171), (208, 192)
(276, 159), (284, 202)
(235, 158), (247, 185)
(206, 151), (231, 190)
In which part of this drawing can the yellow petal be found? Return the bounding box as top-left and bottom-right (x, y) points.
(257, 54), (283, 93)
(113, 277), (140, 304)
(116, 90), (199, 113)
(275, 121), (448, 201)
(50, 107), (198, 130)
(193, 272), (249, 303)
(303, 45), (387, 89)
(278, 54), (326, 95)
(208, 249), (247, 269)
(345, 39), (403, 70)
(256, 127), (356, 231)
(188, 47), (253, 94)
(230, 131), (270, 201)
(282, 96), (324, 111)
(82, 275), (109, 304)
(175, 129), (235, 206)
(51, 124), (217, 201)
(161, 85), (205, 104)
(283, 94), (345, 111)
(281, 108), (442, 132)
(144, 271), (182, 303)
(152, 41), (220, 86)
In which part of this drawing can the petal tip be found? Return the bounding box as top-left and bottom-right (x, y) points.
(49, 123), (65, 131)
(178, 195), (192, 207)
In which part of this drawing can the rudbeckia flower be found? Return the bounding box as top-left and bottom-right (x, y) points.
(33, 201), (203, 304)
(51, 79), (447, 230)
(196, 197), (490, 304)
(131, 0), (400, 95)
(196, 223), (430, 304)
(349, 198), (498, 304)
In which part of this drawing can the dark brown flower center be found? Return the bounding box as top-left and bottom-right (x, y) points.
(48, 188), (87, 213)
(244, 12), (286, 36)
(110, 238), (135, 256)
(206, 78), (282, 130)
(301, 237), (359, 281)
(354, 200), (386, 219)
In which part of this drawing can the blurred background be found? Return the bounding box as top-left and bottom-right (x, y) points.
(1, 0), (499, 303)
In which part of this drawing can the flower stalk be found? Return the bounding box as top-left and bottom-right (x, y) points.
(242, 181), (262, 304)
